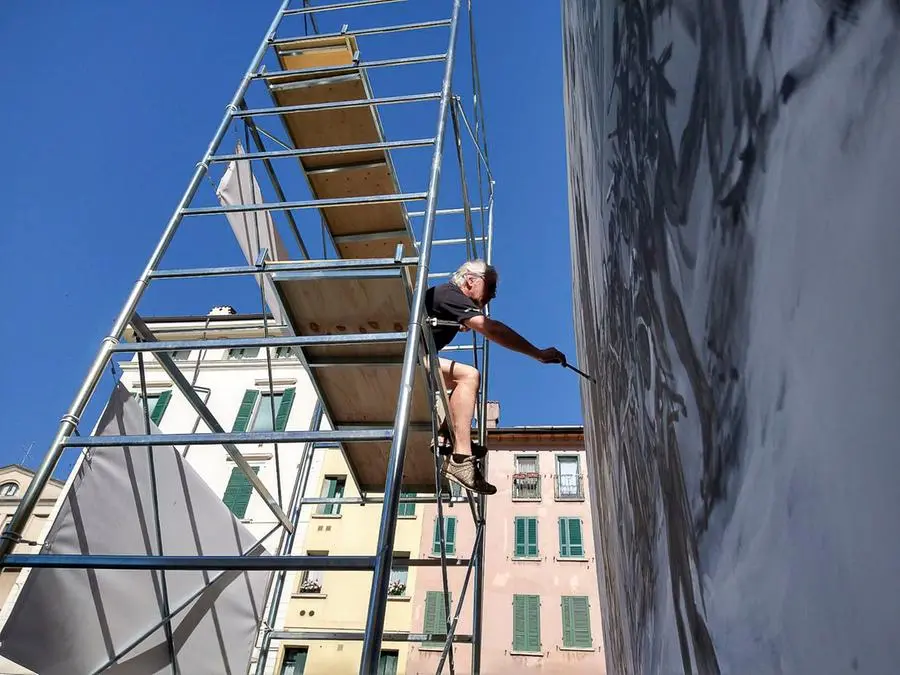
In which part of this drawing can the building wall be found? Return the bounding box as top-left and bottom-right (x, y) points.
(406, 431), (605, 675)
(561, 1), (900, 673)
(0, 466), (65, 675)
(274, 447), (422, 675)
(115, 317), (327, 675)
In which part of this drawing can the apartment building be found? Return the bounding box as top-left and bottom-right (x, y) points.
(406, 425), (605, 675)
(270, 444), (424, 675)
(28, 307), (603, 675)
(0, 465), (65, 675)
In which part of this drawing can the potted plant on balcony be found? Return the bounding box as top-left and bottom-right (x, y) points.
(388, 580), (406, 596)
(298, 577), (322, 594)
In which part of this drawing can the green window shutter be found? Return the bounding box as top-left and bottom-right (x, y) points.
(559, 517), (569, 557)
(274, 387), (295, 431)
(512, 595), (527, 651)
(562, 596), (592, 648)
(397, 491), (416, 517)
(423, 591), (449, 646)
(526, 517), (538, 557)
(525, 595), (541, 651)
(514, 517), (526, 557)
(222, 466), (259, 518)
(568, 518), (584, 557)
(232, 390), (259, 432)
(150, 390), (172, 425)
(432, 516), (456, 555)
(562, 597), (575, 647)
(377, 652), (398, 675)
(513, 594), (541, 652)
(445, 516), (456, 554)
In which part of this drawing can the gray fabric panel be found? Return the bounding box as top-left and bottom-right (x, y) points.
(216, 139), (291, 327)
(0, 384), (272, 675)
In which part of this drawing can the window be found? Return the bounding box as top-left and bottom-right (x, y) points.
(397, 491), (416, 517)
(298, 551), (327, 593)
(431, 515), (456, 556)
(231, 388), (295, 434)
(558, 517), (584, 558)
(555, 455), (583, 500)
(377, 651), (398, 675)
(514, 516), (538, 558)
(512, 594), (541, 653)
(279, 647), (307, 674)
(275, 346), (295, 359)
(227, 347), (260, 359)
(389, 553), (408, 596)
(221, 466), (260, 518)
(168, 350), (191, 361)
(133, 389), (172, 426)
(512, 455), (540, 500)
(316, 477), (345, 516)
(251, 392), (285, 432)
(422, 591), (450, 648)
(0, 482), (18, 498)
(561, 596), (592, 648)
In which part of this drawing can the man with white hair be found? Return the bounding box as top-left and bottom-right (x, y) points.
(424, 259), (567, 495)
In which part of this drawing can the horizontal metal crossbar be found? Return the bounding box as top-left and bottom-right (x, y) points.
(0, 554), (471, 571)
(209, 138), (434, 164)
(283, 0), (404, 15)
(417, 236), (486, 247)
(181, 191), (426, 216)
(300, 495), (465, 505)
(256, 54), (446, 80)
(268, 631), (473, 643)
(407, 206), (485, 217)
(150, 256), (418, 280)
(114, 331), (409, 352)
(271, 19), (450, 44)
(233, 92), (439, 118)
(62, 429), (393, 448)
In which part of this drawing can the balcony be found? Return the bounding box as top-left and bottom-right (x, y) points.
(554, 473), (584, 500)
(512, 472), (541, 500)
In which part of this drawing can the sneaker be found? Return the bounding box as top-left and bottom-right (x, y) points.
(441, 455), (497, 495)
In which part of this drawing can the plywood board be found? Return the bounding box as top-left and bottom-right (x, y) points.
(269, 36), (414, 260)
(272, 269), (443, 491)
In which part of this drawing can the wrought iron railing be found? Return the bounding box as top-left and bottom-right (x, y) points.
(554, 473), (584, 500)
(512, 472), (541, 500)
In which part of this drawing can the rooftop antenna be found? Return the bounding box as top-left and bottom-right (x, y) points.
(20, 442), (34, 466)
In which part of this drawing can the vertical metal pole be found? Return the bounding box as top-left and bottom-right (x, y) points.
(255, 403), (324, 675)
(358, 0), (463, 671)
(0, 0), (291, 563)
(471, 193), (493, 675)
(136, 352), (178, 674)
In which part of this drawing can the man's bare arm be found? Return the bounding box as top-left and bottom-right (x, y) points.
(463, 315), (565, 364)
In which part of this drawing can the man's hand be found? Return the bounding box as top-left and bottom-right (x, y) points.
(536, 347), (566, 365)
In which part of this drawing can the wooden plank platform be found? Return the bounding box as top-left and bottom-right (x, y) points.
(260, 34), (448, 493)
(270, 267), (444, 493)
(269, 36), (417, 261)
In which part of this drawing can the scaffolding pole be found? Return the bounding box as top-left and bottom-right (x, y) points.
(0, 0), (496, 673)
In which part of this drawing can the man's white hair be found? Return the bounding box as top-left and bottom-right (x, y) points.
(450, 259), (497, 286)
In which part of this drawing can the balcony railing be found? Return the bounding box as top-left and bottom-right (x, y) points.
(511, 472), (541, 500)
(554, 473), (584, 500)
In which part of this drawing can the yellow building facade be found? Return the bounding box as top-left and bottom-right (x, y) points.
(273, 447), (426, 675)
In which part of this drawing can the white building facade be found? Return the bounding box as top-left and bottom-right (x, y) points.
(116, 309), (328, 675)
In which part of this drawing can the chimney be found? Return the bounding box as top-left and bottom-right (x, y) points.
(486, 401), (500, 429)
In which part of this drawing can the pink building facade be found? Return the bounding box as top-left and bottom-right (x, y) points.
(406, 426), (606, 674)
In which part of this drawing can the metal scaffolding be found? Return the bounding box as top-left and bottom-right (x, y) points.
(0, 0), (494, 673)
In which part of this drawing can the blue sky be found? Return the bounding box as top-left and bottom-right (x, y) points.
(0, 0), (581, 477)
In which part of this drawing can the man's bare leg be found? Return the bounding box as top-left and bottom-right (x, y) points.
(439, 357), (478, 457)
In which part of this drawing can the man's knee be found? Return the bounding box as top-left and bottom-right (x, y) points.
(454, 362), (480, 388)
